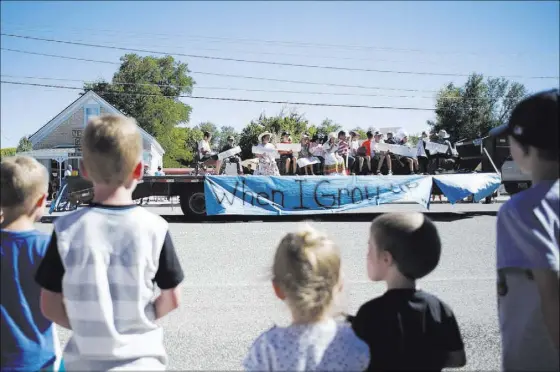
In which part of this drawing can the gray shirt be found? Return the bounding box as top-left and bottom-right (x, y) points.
(496, 179), (559, 371)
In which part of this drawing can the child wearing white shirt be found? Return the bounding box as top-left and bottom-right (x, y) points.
(243, 225), (370, 371)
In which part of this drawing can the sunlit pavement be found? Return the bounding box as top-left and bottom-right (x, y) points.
(36, 202), (502, 370)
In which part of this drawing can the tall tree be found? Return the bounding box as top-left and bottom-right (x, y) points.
(16, 136), (33, 152)
(429, 73), (527, 141)
(194, 122), (220, 149)
(84, 54), (195, 166)
(238, 110), (310, 159)
(217, 126), (239, 149)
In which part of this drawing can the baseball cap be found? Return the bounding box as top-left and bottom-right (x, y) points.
(489, 89), (559, 150)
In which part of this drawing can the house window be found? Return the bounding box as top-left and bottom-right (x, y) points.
(84, 106), (100, 126)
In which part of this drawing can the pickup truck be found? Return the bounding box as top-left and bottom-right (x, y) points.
(500, 157), (532, 195)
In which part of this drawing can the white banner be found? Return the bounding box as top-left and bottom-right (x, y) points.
(425, 141), (449, 154)
(252, 146), (278, 155)
(375, 142), (417, 158)
(217, 146), (241, 161)
(277, 143), (302, 152)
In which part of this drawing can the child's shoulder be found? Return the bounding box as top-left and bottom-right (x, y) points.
(55, 205), (167, 229)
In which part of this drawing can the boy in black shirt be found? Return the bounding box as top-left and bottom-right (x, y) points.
(350, 212), (466, 371)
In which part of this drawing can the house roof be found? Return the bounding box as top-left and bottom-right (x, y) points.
(29, 90), (165, 155)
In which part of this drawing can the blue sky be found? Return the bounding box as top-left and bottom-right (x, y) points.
(1, 1), (558, 148)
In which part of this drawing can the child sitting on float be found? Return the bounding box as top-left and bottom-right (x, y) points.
(297, 134), (320, 175)
(323, 132), (345, 175)
(253, 132), (280, 176)
(198, 131), (222, 174)
(278, 132), (298, 175)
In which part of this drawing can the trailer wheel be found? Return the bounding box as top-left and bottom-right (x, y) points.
(180, 191), (206, 217)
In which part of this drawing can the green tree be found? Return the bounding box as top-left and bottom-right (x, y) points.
(238, 110), (310, 159)
(0, 147), (17, 159)
(217, 126), (239, 149)
(194, 122), (220, 149)
(16, 136), (33, 152)
(429, 73), (527, 141)
(350, 127), (368, 139)
(84, 54), (195, 166)
(157, 126), (203, 168)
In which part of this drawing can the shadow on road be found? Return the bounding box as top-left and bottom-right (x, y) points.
(41, 211), (497, 224)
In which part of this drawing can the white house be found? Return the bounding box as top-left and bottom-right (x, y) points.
(20, 90), (165, 181)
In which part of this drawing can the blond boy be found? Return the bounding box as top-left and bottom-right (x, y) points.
(350, 213), (466, 371)
(1, 156), (60, 371)
(35, 114), (184, 371)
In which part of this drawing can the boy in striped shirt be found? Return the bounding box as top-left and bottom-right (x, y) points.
(35, 114), (185, 370)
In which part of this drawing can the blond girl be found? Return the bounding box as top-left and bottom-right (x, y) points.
(243, 225), (370, 371)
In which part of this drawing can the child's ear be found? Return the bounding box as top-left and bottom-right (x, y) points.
(79, 160), (89, 180)
(272, 281), (286, 300)
(132, 162), (143, 180)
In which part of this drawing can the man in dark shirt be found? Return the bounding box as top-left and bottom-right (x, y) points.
(349, 213), (466, 371)
(220, 135), (242, 174)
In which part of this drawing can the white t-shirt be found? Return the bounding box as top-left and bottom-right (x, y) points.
(64, 169), (72, 177)
(497, 179), (559, 371)
(416, 139), (428, 157)
(243, 319), (370, 371)
(198, 140), (211, 157)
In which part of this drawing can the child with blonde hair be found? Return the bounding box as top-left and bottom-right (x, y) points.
(243, 225), (370, 371)
(350, 213), (466, 371)
(1, 155), (63, 371)
(34, 114), (184, 371)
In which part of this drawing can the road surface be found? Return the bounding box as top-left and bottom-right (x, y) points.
(36, 202), (503, 370)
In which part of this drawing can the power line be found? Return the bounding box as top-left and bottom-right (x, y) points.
(0, 48), (438, 93)
(3, 22), (557, 57)
(0, 74), (446, 100)
(0, 24), (458, 65)
(2, 32), (558, 80)
(0, 80), (437, 111)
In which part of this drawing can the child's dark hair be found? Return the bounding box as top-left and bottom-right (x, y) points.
(370, 213), (441, 280)
(366, 131), (373, 139)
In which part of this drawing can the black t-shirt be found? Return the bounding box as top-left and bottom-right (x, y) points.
(221, 144), (234, 152)
(35, 206), (184, 293)
(351, 289), (464, 371)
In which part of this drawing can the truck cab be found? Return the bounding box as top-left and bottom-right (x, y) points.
(500, 156), (532, 195)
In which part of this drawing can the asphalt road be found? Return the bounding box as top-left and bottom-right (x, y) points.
(36, 202), (503, 371)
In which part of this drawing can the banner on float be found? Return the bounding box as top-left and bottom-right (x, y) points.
(204, 175), (433, 215)
(432, 173), (501, 204)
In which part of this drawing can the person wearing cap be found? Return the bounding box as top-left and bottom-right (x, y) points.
(220, 135), (243, 174)
(253, 132), (280, 176)
(198, 131), (222, 174)
(372, 131), (393, 176)
(309, 134), (326, 174)
(416, 131), (430, 174)
(490, 89), (559, 371)
(398, 133), (419, 175)
(276, 131), (297, 175)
